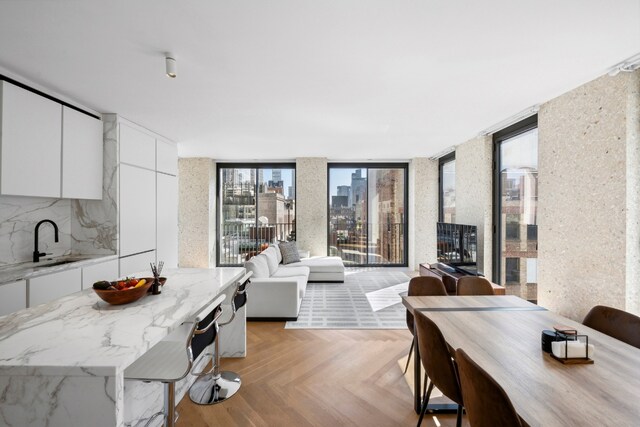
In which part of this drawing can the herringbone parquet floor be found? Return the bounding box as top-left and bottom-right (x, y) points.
(177, 321), (468, 427)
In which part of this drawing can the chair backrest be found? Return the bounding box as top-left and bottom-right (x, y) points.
(406, 276), (448, 333)
(583, 305), (640, 349)
(219, 272), (253, 328)
(455, 348), (522, 427)
(414, 311), (463, 406)
(232, 272), (253, 312)
(457, 276), (494, 296)
(191, 294), (227, 360)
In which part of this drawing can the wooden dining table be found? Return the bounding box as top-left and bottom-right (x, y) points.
(402, 295), (640, 426)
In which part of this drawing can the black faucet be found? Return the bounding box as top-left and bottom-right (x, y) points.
(33, 219), (59, 262)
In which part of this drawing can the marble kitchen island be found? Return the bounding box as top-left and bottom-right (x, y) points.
(0, 267), (245, 427)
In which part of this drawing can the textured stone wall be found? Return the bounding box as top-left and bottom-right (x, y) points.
(410, 158), (438, 269)
(455, 136), (493, 279)
(178, 158), (216, 268)
(538, 72), (640, 319)
(295, 157), (328, 256)
(626, 72), (640, 316)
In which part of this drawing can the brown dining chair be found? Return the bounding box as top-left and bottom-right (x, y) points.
(455, 348), (523, 427)
(414, 310), (463, 427)
(404, 276), (448, 375)
(456, 276), (494, 296)
(583, 305), (640, 349)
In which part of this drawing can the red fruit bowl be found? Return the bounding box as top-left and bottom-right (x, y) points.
(94, 280), (153, 305)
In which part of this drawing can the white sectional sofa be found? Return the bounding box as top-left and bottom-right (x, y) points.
(244, 245), (345, 319)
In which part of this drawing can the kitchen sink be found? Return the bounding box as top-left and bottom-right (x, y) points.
(33, 259), (85, 268)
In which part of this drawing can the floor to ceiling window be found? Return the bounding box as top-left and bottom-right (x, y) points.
(328, 163), (408, 266)
(493, 116), (538, 302)
(217, 163), (296, 266)
(439, 152), (456, 223)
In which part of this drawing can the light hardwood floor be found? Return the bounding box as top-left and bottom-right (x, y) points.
(177, 321), (468, 427)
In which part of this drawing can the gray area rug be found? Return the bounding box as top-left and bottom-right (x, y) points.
(285, 268), (411, 329)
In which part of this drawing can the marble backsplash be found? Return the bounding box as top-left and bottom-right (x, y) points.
(0, 196), (72, 266)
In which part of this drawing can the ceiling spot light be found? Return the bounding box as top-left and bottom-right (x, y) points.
(165, 56), (177, 78)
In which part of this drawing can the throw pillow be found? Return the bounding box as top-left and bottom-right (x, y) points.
(244, 254), (270, 278)
(262, 246), (279, 275)
(279, 241), (301, 265)
(271, 244), (283, 264)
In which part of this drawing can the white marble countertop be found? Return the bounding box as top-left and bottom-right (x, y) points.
(0, 254), (118, 285)
(0, 267), (245, 376)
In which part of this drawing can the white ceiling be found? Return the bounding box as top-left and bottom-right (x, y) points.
(0, 1), (638, 160)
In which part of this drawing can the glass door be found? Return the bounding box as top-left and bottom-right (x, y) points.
(218, 164), (296, 266)
(328, 164), (407, 266)
(494, 123), (538, 302)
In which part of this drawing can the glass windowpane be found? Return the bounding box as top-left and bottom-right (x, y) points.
(498, 128), (538, 300)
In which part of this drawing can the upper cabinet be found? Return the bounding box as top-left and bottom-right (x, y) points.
(156, 139), (178, 176)
(62, 106), (103, 199)
(119, 123), (156, 170)
(0, 80), (62, 198)
(0, 80), (103, 200)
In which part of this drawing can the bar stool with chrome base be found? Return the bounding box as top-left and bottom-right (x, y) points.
(123, 294), (226, 427)
(189, 271), (252, 405)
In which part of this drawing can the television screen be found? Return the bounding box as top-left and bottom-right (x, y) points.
(437, 222), (477, 268)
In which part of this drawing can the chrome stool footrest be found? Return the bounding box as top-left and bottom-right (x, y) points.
(189, 371), (241, 405)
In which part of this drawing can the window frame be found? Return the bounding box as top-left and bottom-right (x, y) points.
(438, 152), (456, 223)
(216, 162), (296, 267)
(326, 162), (409, 267)
(492, 115), (538, 284)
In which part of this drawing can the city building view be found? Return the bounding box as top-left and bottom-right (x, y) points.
(219, 166), (296, 265)
(329, 166), (407, 266)
(498, 128), (538, 302)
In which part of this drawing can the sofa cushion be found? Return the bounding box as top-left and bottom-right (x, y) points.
(286, 256), (345, 273)
(279, 241), (301, 264)
(271, 244), (283, 264)
(244, 254), (270, 279)
(262, 247), (279, 275)
(272, 266), (310, 279)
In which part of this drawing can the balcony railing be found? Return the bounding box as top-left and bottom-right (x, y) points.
(328, 222), (405, 265)
(219, 222), (295, 265)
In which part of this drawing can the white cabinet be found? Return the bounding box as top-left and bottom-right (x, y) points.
(82, 259), (119, 290)
(119, 250), (156, 278)
(156, 173), (178, 268)
(0, 280), (27, 316)
(28, 268), (82, 307)
(62, 106), (103, 200)
(0, 81), (62, 198)
(120, 123), (155, 170)
(156, 139), (178, 175)
(119, 164), (156, 257)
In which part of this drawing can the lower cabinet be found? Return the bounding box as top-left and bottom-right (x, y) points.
(28, 269), (82, 307)
(119, 251), (156, 278)
(0, 280), (27, 316)
(82, 259), (119, 290)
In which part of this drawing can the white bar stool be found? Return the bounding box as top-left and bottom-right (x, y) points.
(189, 272), (252, 405)
(124, 294), (226, 427)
